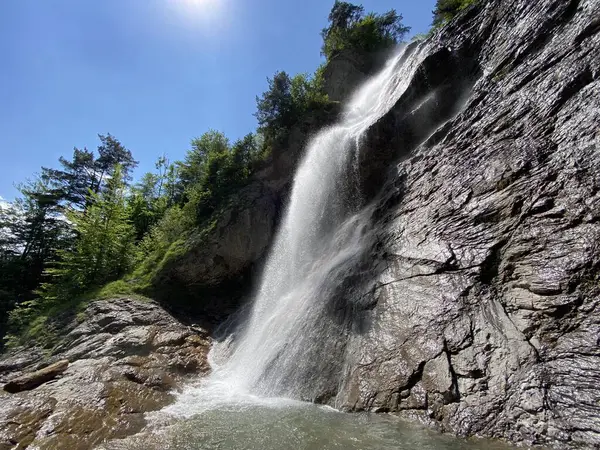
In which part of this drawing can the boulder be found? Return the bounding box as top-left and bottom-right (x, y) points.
(3, 360), (69, 393)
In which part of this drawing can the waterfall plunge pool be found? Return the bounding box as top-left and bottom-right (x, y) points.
(99, 381), (515, 450)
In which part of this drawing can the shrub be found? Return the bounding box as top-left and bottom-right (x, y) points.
(321, 2), (410, 60)
(432, 0), (479, 28)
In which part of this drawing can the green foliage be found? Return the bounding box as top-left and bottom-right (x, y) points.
(128, 156), (176, 240)
(0, 178), (72, 344)
(5, 305), (54, 350)
(40, 165), (135, 302)
(96, 134), (138, 184)
(42, 135), (137, 209)
(134, 206), (192, 281)
(83, 280), (151, 302)
(132, 132), (265, 286)
(177, 131), (262, 223)
(5, 296), (86, 350)
(255, 71), (330, 147)
(41, 148), (96, 209)
(255, 72), (294, 141)
(179, 131), (230, 188)
(321, 1), (410, 60)
(432, 0), (479, 28)
(1, 136), (142, 347)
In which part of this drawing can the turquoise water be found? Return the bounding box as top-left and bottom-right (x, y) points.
(101, 398), (514, 450)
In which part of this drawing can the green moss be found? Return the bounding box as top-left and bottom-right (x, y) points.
(75, 311), (87, 323)
(492, 64), (511, 83)
(131, 197), (229, 295)
(131, 237), (191, 293)
(4, 314), (51, 350)
(82, 280), (151, 303)
(153, 239), (189, 276)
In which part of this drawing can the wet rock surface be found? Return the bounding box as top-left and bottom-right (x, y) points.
(322, 48), (375, 103)
(332, 0), (600, 448)
(0, 298), (210, 449)
(3, 360), (69, 394)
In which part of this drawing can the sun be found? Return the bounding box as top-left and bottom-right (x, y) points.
(178, 0), (217, 10)
(173, 0), (223, 20)
(163, 0), (227, 35)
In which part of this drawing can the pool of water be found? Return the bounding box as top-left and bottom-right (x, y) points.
(100, 381), (514, 450)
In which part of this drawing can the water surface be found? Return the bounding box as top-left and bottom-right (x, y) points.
(101, 383), (513, 450)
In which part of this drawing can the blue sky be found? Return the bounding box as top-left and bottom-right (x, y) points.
(0, 0), (436, 201)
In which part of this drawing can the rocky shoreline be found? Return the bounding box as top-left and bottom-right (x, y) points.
(0, 298), (210, 449)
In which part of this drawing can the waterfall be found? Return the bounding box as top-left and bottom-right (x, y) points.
(212, 43), (428, 401)
(166, 44), (429, 415)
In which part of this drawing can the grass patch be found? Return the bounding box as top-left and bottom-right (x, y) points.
(81, 280), (151, 303)
(4, 281), (152, 351)
(130, 237), (191, 295)
(4, 295), (89, 350)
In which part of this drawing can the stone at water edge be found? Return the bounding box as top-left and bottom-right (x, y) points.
(3, 359), (69, 393)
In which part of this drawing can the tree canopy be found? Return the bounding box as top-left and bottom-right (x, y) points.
(41, 134), (137, 210)
(432, 0), (478, 28)
(321, 1), (410, 60)
(255, 71), (329, 146)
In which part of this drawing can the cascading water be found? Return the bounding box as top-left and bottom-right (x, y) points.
(213, 43), (429, 401)
(165, 43), (430, 416)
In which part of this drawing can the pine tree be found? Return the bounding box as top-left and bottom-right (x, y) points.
(96, 134), (138, 188)
(42, 165), (135, 300)
(41, 134), (137, 211)
(41, 147), (97, 209)
(0, 178), (72, 341)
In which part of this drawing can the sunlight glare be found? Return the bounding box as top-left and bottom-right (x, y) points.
(161, 0), (231, 39)
(177, 0), (218, 13)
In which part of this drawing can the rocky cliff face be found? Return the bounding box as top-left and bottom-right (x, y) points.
(331, 0), (600, 447)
